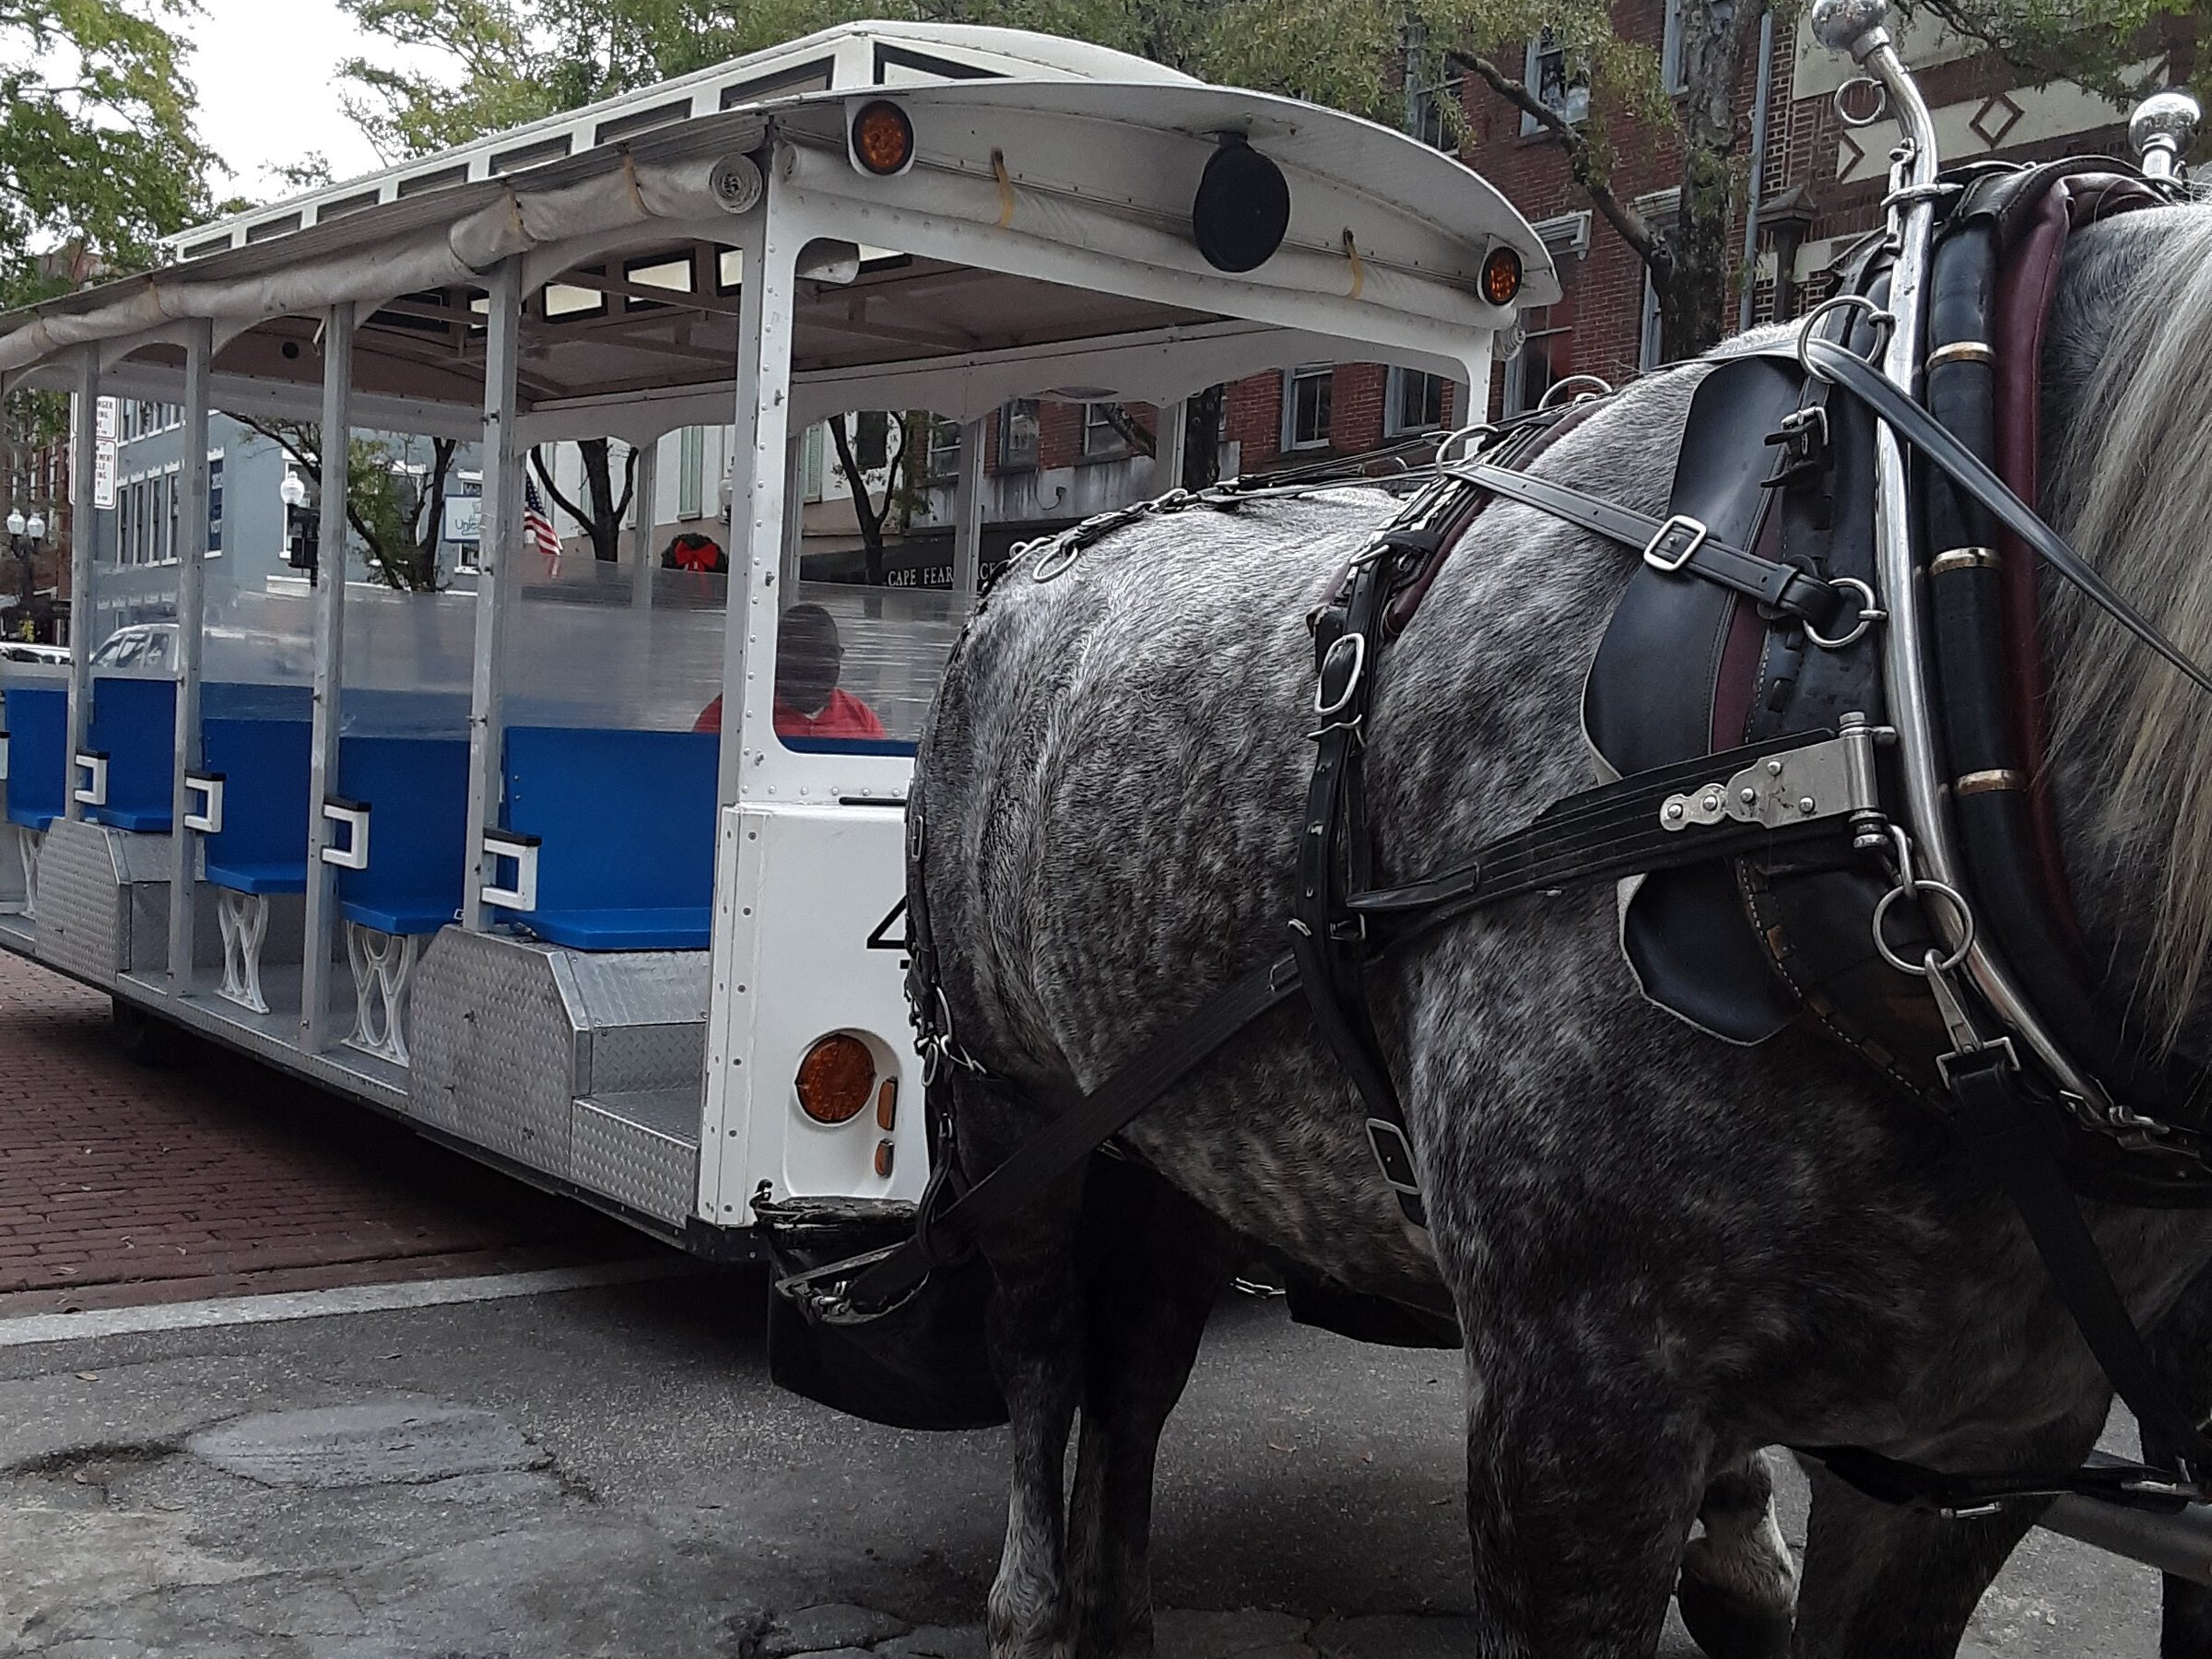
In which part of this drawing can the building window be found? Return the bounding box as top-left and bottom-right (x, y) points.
(165, 467), (180, 561)
(1283, 366), (1334, 451)
(136, 400), (158, 440)
(1080, 403), (1125, 460)
(1503, 306), (1571, 418)
(1384, 368), (1449, 437)
(677, 426), (705, 520)
(924, 417), (962, 484)
(1411, 70), (1465, 151)
(117, 481), (134, 567)
(1661, 0), (1688, 96)
(1521, 29), (1590, 135)
(1638, 197), (1680, 371)
(207, 454), (224, 553)
(998, 399), (1040, 471)
(148, 473), (168, 563)
(802, 423), (826, 503)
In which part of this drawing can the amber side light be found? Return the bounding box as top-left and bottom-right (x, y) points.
(874, 1139), (896, 1178)
(876, 1076), (898, 1131)
(1482, 246), (1524, 307)
(851, 100), (915, 176)
(795, 1033), (875, 1124)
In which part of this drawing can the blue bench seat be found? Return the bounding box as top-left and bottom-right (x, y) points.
(335, 735), (469, 937)
(497, 726), (716, 951)
(85, 677), (177, 833)
(200, 716), (312, 896)
(516, 905), (710, 952)
(2, 686), (67, 831)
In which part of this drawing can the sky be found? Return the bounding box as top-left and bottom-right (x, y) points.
(182, 0), (449, 201)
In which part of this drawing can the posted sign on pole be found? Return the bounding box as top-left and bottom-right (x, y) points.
(92, 396), (118, 511)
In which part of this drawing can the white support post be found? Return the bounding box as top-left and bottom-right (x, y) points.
(299, 301), (355, 1049)
(950, 416), (987, 604)
(1155, 399), (1188, 500)
(63, 354), (98, 823)
(167, 320), (214, 988)
(462, 261), (525, 932)
(630, 435), (658, 609)
(714, 209), (792, 808)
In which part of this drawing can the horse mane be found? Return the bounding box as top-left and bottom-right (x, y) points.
(2044, 200), (2212, 1040)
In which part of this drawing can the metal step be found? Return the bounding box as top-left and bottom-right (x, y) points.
(573, 1086), (702, 1228)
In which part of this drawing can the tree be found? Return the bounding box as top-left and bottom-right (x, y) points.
(0, 0), (219, 310)
(824, 412), (927, 586)
(241, 418), (459, 591)
(529, 441), (638, 564)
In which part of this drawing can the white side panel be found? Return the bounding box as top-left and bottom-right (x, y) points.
(705, 801), (921, 1224)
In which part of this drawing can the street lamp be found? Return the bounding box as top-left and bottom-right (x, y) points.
(279, 470), (320, 582)
(5, 507), (46, 641)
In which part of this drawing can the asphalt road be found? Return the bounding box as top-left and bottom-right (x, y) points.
(0, 1266), (2168, 1657)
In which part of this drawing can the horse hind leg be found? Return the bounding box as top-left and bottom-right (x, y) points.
(1064, 1162), (1241, 1659)
(1677, 1450), (1798, 1659)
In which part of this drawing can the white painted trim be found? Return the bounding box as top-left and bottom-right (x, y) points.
(0, 1260), (693, 1347)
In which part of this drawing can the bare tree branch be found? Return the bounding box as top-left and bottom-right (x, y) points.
(527, 445), (592, 535)
(1454, 49), (1664, 275)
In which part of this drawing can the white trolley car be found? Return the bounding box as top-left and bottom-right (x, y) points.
(0, 20), (1549, 1253)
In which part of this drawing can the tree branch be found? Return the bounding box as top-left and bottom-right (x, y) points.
(1455, 49), (1664, 274)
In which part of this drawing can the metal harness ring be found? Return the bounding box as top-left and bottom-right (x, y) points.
(1804, 575), (1888, 650)
(1795, 297), (1897, 384)
(1538, 373), (1615, 410)
(1872, 878), (1976, 977)
(1030, 537), (1082, 582)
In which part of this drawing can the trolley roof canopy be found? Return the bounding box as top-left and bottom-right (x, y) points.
(0, 21), (1554, 444)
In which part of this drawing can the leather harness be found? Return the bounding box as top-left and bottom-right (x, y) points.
(774, 156), (2212, 1513)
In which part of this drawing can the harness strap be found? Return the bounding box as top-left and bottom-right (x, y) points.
(1800, 335), (2212, 698)
(811, 729), (1865, 1318)
(1452, 462), (1850, 631)
(1943, 1047), (2212, 1478)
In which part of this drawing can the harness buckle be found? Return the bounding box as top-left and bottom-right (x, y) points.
(1313, 631), (1369, 719)
(1766, 405), (1831, 487)
(1641, 514), (1711, 574)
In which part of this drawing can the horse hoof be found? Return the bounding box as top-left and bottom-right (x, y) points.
(1677, 1570), (1793, 1659)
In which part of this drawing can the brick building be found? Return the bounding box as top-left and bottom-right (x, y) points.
(1389, 6), (2200, 418)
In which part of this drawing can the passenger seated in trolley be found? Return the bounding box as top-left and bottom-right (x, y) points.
(694, 603), (885, 742)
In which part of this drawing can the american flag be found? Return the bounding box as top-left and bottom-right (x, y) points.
(522, 477), (562, 570)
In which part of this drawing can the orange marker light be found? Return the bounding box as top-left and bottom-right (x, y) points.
(874, 1139), (896, 1178)
(1482, 246), (1524, 307)
(796, 1033), (876, 1124)
(851, 100), (915, 176)
(876, 1076), (898, 1132)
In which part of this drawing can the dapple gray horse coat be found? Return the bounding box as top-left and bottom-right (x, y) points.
(912, 206), (2212, 1658)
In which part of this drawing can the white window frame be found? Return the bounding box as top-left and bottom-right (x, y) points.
(678, 425), (706, 519)
(1079, 403), (1125, 461)
(1383, 367), (1451, 438)
(1412, 68), (1465, 151)
(1662, 0), (1688, 97)
(1282, 365), (1334, 452)
(997, 399), (1041, 473)
(1502, 307), (1571, 418)
(1521, 29), (1591, 135)
(801, 423), (826, 503)
(206, 450), (225, 557)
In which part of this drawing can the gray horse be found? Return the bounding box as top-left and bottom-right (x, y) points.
(911, 202), (2212, 1658)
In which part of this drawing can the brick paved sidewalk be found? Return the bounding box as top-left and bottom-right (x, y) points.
(0, 954), (642, 1313)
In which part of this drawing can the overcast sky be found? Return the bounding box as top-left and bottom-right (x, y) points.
(183, 0), (443, 199)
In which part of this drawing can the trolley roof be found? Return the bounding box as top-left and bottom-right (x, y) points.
(0, 22), (1553, 441)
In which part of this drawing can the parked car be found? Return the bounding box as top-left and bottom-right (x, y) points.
(88, 623), (178, 673)
(0, 641), (70, 665)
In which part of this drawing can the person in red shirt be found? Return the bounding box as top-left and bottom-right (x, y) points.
(694, 602), (887, 741)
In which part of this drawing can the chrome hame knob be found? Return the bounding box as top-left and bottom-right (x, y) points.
(2131, 91), (2201, 181)
(1810, 0), (1894, 59)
